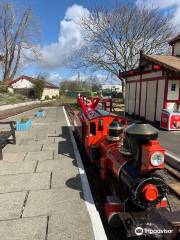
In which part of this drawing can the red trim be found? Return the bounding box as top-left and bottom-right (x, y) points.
(134, 82), (137, 114)
(127, 76), (164, 84)
(138, 73), (142, 115)
(9, 75), (36, 85)
(163, 75), (168, 109)
(168, 77), (180, 80)
(166, 100), (180, 103)
(154, 80), (159, 121)
(120, 70), (155, 78)
(145, 81), (148, 118)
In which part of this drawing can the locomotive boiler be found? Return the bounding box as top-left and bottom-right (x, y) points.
(73, 95), (180, 239)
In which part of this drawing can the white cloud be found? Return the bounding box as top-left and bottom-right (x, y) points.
(136, 0), (180, 29)
(49, 72), (62, 84)
(68, 72), (118, 84)
(38, 4), (89, 69)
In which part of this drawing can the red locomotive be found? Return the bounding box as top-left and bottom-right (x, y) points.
(73, 95), (180, 239)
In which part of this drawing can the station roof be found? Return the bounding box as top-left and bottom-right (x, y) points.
(142, 54), (180, 73)
(169, 34), (180, 46)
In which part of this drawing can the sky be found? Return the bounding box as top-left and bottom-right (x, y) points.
(7, 0), (180, 85)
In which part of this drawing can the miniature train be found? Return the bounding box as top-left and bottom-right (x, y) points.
(73, 95), (180, 239)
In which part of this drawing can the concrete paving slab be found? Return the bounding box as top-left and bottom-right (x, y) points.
(52, 171), (81, 190)
(2, 152), (26, 162)
(36, 138), (55, 144)
(42, 143), (58, 151)
(48, 214), (94, 240)
(4, 145), (42, 153)
(0, 161), (37, 175)
(0, 172), (50, 193)
(23, 189), (82, 217)
(0, 216), (47, 240)
(54, 141), (74, 159)
(0, 191), (26, 220)
(21, 139), (39, 145)
(159, 130), (180, 157)
(25, 151), (53, 161)
(36, 159), (77, 173)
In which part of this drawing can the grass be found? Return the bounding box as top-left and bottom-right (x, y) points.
(59, 94), (77, 104)
(0, 92), (30, 106)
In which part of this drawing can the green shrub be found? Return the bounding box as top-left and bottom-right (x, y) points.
(52, 95), (56, 99)
(20, 116), (29, 123)
(33, 79), (45, 99)
(44, 95), (50, 100)
(0, 83), (8, 93)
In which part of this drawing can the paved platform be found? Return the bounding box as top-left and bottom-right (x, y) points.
(126, 115), (180, 159)
(0, 107), (94, 240)
(158, 130), (180, 157)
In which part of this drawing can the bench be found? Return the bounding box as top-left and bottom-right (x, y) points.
(0, 121), (16, 160)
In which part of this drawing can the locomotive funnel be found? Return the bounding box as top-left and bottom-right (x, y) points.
(125, 123), (158, 141)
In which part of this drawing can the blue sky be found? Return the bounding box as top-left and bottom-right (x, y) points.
(8, 0), (180, 85)
(8, 0), (135, 85)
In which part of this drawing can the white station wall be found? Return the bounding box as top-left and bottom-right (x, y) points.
(140, 82), (146, 117)
(167, 80), (179, 100)
(146, 81), (157, 121)
(135, 82), (140, 115)
(125, 70), (165, 122)
(129, 82), (136, 114)
(156, 80), (165, 121)
(125, 83), (130, 112)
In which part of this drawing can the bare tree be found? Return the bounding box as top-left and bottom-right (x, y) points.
(0, 3), (38, 83)
(74, 4), (174, 99)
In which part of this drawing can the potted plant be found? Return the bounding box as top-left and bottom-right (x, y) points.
(16, 116), (32, 131)
(35, 108), (45, 117)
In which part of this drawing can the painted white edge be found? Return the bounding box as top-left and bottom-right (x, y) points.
(63, 106), (107, 240)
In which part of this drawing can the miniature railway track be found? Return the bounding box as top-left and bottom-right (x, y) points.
(164, 164), (180, 199)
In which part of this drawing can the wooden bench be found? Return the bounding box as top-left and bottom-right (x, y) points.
(0, 121), (16, 160)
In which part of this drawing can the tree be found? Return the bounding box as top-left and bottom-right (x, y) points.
(60, 77), (101, 92)
(75, 4), (173, 100)
(33, 75), (45, 99)
(0, 3), (37, 83)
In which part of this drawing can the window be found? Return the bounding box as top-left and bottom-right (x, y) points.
(98, 119), (103, 131)
(171, 84), (176, 91)
(90, 122), (96, 135)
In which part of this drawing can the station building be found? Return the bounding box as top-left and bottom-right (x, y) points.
(120, 35), (180, 125)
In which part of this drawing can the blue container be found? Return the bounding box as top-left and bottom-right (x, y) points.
(35, 111), (45, 117)
(16, 119), (32, 131)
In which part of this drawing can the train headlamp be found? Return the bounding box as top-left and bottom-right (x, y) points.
(150, 151), (164, 166)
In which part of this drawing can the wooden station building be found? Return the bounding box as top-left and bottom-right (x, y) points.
(120, 35), (180, 125)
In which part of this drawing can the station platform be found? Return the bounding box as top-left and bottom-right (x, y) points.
(158, 130), (180, 157)
(0, 107), (97, 240)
